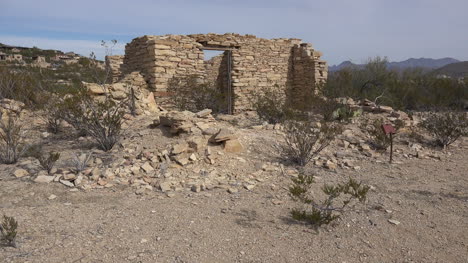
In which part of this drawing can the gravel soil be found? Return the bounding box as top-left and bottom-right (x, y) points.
(1, 115), (467, 263)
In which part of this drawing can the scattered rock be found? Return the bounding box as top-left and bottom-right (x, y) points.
(141, 162), (155, 173)
(34, 175), (55, 183)
(214, 129), (237, 142)
(13, 169), (29, 178)
(224, 139), (244, 153)
(60, 179), (75, 188)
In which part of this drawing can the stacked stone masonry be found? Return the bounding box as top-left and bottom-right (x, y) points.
(105, 55), (124, 83)
(120, 33), (327, 112)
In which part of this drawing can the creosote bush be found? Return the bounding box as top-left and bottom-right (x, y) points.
(361, 118), (404, 151)
(168, 75), (226, 113)
(59, 90), (125, 151)
(281, 120), (342, 166)
(42, 97), (63, 134)
(252, 85), (295, 124)
(289, 173), (370, 228)
(420, 111), (468, 148)
(0, 114), (26, 164)
(0, 215), (18, 248)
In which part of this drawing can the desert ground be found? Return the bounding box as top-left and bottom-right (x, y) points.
(1, 109), (467, 263)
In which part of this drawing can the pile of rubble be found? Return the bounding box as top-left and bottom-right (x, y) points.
(84, 71), (158, 115)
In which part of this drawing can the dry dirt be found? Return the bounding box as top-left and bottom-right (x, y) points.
(1, 113), (467, 263)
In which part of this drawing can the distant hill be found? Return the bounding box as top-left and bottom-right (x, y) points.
(329, 58), (460, 72)
(432, 61), (468, 78)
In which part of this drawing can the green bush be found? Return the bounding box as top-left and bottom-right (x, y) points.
(252, 85), (298, 124)
(361, 118), (404, 151)
(420, 111), (468, 148)
(323, 57), (468, 110)
(168, 75), (226, 113)
(0, 114), (26, 164)
(59, 90), (125, 151)
(289, 172), (370, 228)
(281, 120), (342, 166)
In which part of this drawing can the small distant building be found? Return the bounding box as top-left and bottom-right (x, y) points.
(51, 54), (79, 65)
(0, 52), (23, 62)
(32, 56), (51, 68)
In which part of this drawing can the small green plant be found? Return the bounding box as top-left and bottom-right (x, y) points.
(0, 215), (18, 248)
(332, 105), (362, 123)
(281, 120), (342, 166)
(0, 114), (26, 164)
(37, 151), (60, 174)
(289, 173), (370, 228)
(419, 111), (468, 148)
(71, 152), (93, 173)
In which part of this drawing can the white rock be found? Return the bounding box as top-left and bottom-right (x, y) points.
(34, 175), (55, 183)
(60, 179), (75, 188)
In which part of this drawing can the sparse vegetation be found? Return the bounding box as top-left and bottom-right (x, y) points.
(420, 111), (468, 148)
(0, 215), (18, 248)
(36, 150), (60, 174)
(0, 114), (26, 164)
(168, 74), (226, 113)
(323, 56), (468, 110)
(280, 120), (342, 166)
(59, 91), (125, 151)
(361, 118), (404, 151)
(71, 152), (93, 173)
(289, 172), (370, 228)
(252, 85), (295, 124)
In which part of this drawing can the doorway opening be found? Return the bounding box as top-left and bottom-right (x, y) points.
(202, 48), (233, 114)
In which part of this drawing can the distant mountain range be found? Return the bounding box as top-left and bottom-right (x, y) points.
(432, 61), (468, 78)
(329, 58), (461, 72)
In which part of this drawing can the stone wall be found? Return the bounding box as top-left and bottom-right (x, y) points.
(121, 33), (327, 112)
(105, 55), (124, 83)
(204, 53), (229, 96)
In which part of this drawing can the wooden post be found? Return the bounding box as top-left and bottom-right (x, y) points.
(389, 133), (393, 164)
(381, 124), (396, 164)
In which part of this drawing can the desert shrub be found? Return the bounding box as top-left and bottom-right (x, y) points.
(168, 75), (226, 113)
(0, 215), (18, 248)
(0, 114), (26, 164)
(0, 67), (40, 107)
(36, 151), (60, 174)
(323, 57), (468, 110)
(280, 120), (342, 166)
(361, 118), (404, 151)
(71, 152), (93, 173)
(41, 96), (63, 134)
(252, 85), (298, 124)
(419, 111), (468, 148)
(59, 91), (125, 151)
(289, 172), (370, 228)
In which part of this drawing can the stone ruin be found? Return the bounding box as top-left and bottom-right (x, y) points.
(106, 33), (327, 113)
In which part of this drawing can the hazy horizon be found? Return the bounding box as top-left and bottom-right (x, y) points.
(1, 0), (467, 65)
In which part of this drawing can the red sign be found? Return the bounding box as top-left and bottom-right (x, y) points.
(381, 124), (396, 134)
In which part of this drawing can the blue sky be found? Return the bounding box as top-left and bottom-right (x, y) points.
(1, 0), (467, 65)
